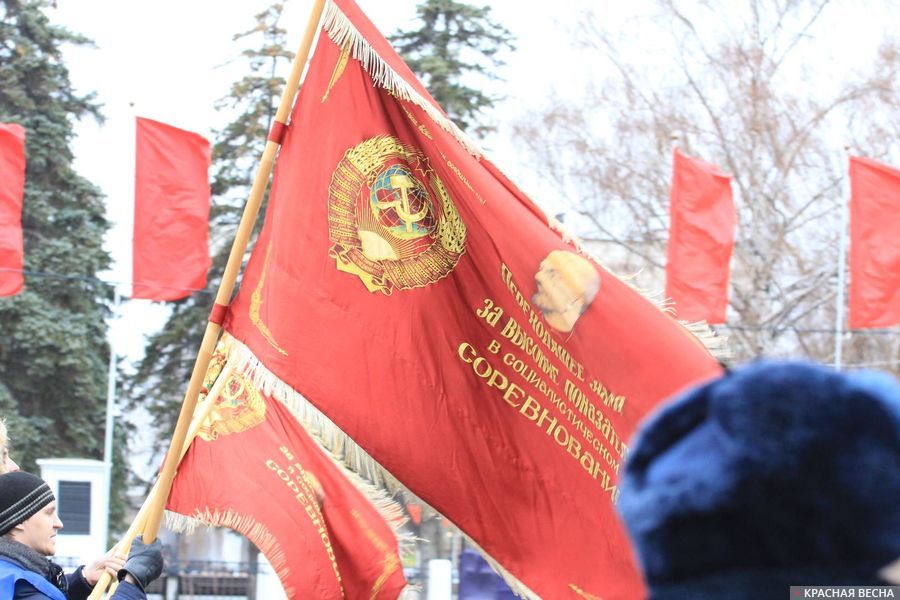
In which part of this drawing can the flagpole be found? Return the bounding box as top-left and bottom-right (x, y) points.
(834, 145), (851, 370)
(102, 289), (120, 550)
(140, 0), (328, 543)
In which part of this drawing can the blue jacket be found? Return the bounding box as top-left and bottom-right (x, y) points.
(0, 559), (145, 600)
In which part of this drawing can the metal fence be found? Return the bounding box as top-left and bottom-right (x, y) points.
(150, 560), (254, 599)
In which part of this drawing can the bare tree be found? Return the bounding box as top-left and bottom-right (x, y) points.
(513, 0), (900, 373)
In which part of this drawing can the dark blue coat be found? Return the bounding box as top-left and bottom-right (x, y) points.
(0, 559), (145, 600)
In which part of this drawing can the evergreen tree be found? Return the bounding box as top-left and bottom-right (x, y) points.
(0, 0), (128, 533)
(129, 3), (293, 458)
(0, 0), (112, 465)
(390, 0), (515, 135)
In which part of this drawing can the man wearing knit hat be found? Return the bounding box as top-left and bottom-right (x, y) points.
(0, 471), (163, 599)
(0, 421), (146, 596)
(617, 360), (900, 598)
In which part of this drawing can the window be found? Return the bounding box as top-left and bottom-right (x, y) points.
(58, 481), (91, 535)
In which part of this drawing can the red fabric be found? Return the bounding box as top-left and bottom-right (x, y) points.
(208, 302), (229, 325)
(133, 117), (211, 300)
(268, 121), (288, 145)
(849, 156), (900, 328)
(0, 123), (26, 297)
(405, 503), (422, 526)
(223, 3), (723, 598)
(665, 148), (735, 324)
(167, 363), (407, 599)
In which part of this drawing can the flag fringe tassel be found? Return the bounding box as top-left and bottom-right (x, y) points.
(222, 333), (540, 600)
(165, 508), (298, 597)
(321, 0), (483, 158)
(166, 503), (417, 599)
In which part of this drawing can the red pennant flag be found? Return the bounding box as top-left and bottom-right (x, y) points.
(0, 123), (26, 297)
(167, 337), (408, 599)
(665, 148), (735, 324)
(219, 2), (722, 598)
(849, 156), (900, 328)
(405, 503), (422, 526)
(133, 117), (211, 300)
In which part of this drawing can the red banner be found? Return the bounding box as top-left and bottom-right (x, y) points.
(665, 148), (735, 324)
(133, 117), (211, 300)
(221, 2), (722, 598)
(167, 337), (407, 599)
(849, 156), (900, 328)
(0, 123), (26, 297)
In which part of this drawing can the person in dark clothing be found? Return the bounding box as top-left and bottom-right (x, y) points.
(0, 420), (143, 594)
(0, 471), (164, 599)
(617, 360), (900, 599)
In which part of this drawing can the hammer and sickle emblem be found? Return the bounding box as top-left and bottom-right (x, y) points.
(375, 173), (429, 233)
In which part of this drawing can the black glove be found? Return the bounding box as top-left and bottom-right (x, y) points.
(117, 537), (164, 591)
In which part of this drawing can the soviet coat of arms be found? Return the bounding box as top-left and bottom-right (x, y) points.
(327, 135), (467, 293)
(194, 341), (267, 442)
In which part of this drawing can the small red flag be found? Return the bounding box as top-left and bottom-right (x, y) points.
(0, 123), (26, 297)
(133, 117), (211, 300)
(167, 338), (408, 599)
(405, 503), (422, 526)
(665, 148), (736, 324)
(849, 156), (900, 328)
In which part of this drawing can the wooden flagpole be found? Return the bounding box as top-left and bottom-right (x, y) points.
(139, 0), (328, 545)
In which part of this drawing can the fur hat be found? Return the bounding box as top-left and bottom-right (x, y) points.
(617, 360), (900, 598)
(0, 471), (54, 536)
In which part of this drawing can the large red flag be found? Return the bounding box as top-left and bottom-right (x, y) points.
(166, 336), (408, 599)
(133, 117), (211, 300)
(849, 156), (900, 329)
(665, 148), (735, 324)
(219, 2), (722, 598)
(0, 123), (26, 297)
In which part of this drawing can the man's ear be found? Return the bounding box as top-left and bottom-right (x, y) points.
(6, 522), (26, 540)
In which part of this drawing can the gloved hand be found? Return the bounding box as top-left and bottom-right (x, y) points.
(117, 537), (164, 591)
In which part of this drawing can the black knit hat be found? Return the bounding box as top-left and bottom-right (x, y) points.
(0, 471), (55, 536)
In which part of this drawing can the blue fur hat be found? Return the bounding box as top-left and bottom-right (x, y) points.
(617, 360), (900, 598)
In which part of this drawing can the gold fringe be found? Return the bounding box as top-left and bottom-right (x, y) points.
(165, 509), (296, 598)
(321, 0), (483, 158)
